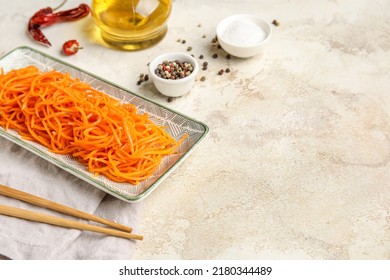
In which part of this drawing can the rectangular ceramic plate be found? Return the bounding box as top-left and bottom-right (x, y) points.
(0, 46), (208, 202)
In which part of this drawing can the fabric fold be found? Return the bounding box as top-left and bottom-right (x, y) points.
(0, 137), (141, 260)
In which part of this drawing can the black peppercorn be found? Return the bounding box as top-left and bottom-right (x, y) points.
(272, 19), (280, 26)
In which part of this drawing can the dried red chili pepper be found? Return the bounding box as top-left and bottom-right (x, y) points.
(28, 3), (90, 47)
(62, 40), (82, 55)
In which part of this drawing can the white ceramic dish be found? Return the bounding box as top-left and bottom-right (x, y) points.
(216, 14), (272, 58)
(148, 52), (199, 97)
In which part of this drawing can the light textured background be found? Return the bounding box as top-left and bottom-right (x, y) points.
(0, 0), (389, 259)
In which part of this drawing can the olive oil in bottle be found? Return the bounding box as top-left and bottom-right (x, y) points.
(91, 0), (172, 50)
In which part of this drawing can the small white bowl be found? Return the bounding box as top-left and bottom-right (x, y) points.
(216, 14), (272, 58)
(148, 52), (199, 97)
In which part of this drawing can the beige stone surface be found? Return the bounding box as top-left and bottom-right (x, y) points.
(133, 0), (390, 259)
(0, 0), (389, 259)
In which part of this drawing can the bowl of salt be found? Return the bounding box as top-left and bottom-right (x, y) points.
(216, 14), (272, 58)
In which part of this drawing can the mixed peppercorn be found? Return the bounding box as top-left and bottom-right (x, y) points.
(155, 60), (194, 80)
(138, 19), (278, 101)
(136, 30), (237, 102)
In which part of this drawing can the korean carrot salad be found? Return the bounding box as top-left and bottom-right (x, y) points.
(0, 66), (186, 184)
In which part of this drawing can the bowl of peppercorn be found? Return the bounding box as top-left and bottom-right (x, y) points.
(148, 52), (199, 97)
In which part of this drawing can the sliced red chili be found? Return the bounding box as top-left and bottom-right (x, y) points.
(62, 40), (82, 55)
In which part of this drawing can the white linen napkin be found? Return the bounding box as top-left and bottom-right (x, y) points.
(0, 137), (141, 260)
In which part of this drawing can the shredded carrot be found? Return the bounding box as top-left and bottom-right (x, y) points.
(0, 66), (186, 185)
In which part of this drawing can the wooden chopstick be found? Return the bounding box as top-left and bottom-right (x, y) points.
(0, 204), (143, 241)
(0, 184), (132, 233)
